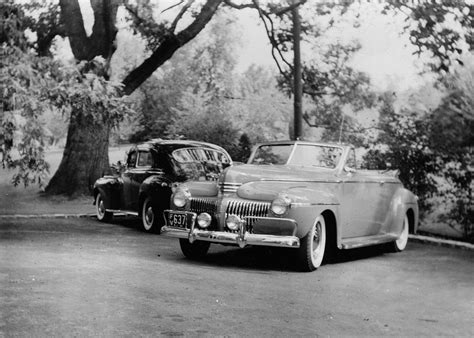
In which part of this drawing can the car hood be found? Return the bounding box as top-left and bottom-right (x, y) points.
(223, 164), (337, 184)
(221, 164), (339, 202)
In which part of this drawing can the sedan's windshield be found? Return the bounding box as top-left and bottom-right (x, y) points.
(250, 144), (343, 169)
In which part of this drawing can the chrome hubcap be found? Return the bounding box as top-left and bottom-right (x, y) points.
(312, 222), (321, 258)
(98, 200), (105, 216)
(396, 217), (409, 249)
(145, 206), (153, 225)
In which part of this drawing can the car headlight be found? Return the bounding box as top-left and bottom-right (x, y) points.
(226, 214), (242, 231)
(173, 186), (191, 208)
(197, 213), (212, 228)
(271, 194), (292, 216)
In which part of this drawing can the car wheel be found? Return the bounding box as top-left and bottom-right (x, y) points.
(297, 215), (326, 272)
(95, 193), (113, 222)
(389, 214), (409, 252)
(141, 197), (162, 233)
(179, 239), (210, 259)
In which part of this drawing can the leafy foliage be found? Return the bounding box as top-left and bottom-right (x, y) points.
(130, 10), (291, 157)
(255, 2), (377, 143)
(364, 85), (473, 240)
(166, 87), (240, 158)
(1, 2), (132, 188)
(428, 58), (474, 240)
(124, 0), (170, 52)
(386, 1), (474, 73)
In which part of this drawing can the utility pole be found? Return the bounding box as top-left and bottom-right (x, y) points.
(292, 2), (303, 140)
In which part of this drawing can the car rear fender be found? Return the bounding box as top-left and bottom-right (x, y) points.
(383, 187), (419, 234)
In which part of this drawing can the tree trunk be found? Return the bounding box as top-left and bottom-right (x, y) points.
(45, 0), (222, 196)
(45, 108), (110, 196)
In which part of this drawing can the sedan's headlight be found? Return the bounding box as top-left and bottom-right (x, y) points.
(271, 194), (292, 216)
(173, 186), (191, 208)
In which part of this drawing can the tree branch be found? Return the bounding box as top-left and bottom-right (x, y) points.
(122, 0), (223, 95)
(223, 0), (256, 10)
(272, 0), (307, 16)
(253, 2), (292, 84)
(162, 0), (185, 13)
(223, 0), (306, 15)
(170, 0), (195, 33)
(124, 4), (145, 25)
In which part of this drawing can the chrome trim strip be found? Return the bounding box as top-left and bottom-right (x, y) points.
(219, 182), (242, 193)
(290, 202), (339, 207)
(341, 234), (399, 249)
(259, 178), (399, 184)
(105, 210), (139, 216)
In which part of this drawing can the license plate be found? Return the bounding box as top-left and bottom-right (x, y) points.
(167, 211), (193, 229)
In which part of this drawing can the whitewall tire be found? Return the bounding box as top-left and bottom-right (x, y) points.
(96, 193), (113, 222)
(297, 215), (327, 272)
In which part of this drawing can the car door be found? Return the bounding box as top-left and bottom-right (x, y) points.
(340, 148), (400, 238)
(339, 148), (384, 238)
(123, 149), (155, 212)
(122, 148), (138, 211)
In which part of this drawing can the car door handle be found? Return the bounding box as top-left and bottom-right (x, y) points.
(380, 181), (385, 186)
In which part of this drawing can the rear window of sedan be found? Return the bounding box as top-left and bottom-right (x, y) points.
(171, 147), (231, 181)
(172, 148), (230, 164)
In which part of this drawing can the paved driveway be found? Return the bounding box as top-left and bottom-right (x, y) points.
(1, 217), (473, 336)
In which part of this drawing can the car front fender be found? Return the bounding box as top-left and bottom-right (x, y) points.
(139, 175), (173, 211)
(93, 176), (123, 209)
(237, 181), (340, 239)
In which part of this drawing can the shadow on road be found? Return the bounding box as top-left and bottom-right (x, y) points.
(175, 244), (393, 273)
(104, 216), (394, 272)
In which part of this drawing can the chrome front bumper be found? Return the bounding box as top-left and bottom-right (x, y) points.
(162, 210), (300, 249)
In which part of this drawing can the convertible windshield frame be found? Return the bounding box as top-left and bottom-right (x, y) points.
(249, 143), (344, 169)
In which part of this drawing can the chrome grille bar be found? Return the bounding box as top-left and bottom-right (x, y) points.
(190, 198), (217, 215)
(225, 200), (270, 233)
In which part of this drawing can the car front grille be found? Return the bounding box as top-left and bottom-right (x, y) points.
(225, 200), (270, 233)
(190, 198), (218, 215)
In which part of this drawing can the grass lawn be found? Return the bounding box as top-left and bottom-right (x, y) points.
(0, 145), (129, 216)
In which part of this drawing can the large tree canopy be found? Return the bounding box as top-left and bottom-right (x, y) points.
(2, 0), (473, 196)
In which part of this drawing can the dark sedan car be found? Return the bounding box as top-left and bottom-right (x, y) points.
(93, 139), (232, 233)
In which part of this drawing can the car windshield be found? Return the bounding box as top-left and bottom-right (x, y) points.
(250, 144), (343, 169)
(171, 147), (231, 180)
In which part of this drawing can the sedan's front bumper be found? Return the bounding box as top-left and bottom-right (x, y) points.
(162, 210), (300, 249)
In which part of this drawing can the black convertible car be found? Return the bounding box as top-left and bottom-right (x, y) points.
(93, 139), (232, 233)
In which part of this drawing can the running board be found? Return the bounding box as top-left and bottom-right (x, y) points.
(341, 234), (399, 249)
(105, 210), (139, 217)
